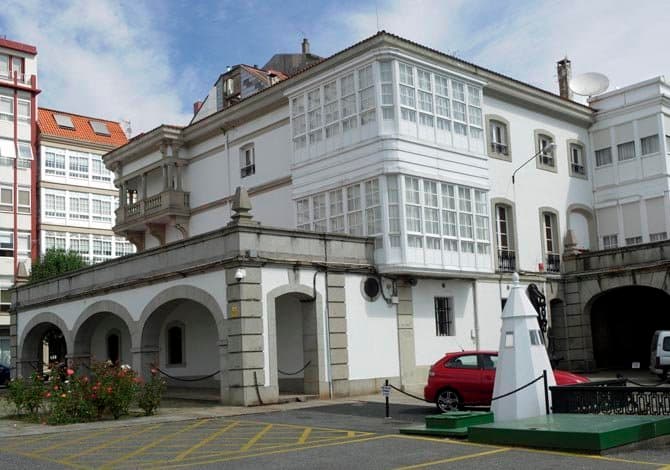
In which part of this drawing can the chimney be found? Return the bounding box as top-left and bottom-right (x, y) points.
(557, 57), (572, 100)
(302, 38), (310, 55)
(193, 101), (203, 115)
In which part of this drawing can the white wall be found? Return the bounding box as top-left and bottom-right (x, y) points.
(412, 278), (476, 366)
(345, 274), (399, 380)
(485, 95), (593, 271)
(158, 301), (219, 377)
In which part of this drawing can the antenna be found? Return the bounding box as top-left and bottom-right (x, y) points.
(569, 72), (610, 98)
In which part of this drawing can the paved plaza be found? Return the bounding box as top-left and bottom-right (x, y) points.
(0, 396), (669, 469)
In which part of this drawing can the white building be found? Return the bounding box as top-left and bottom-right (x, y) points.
(0, 38), (39, 365)
(37, 108), (134, 264)
(10, 32), (669, 403)
(589, 77), (670, 249)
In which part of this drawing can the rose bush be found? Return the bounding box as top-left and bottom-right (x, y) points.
(4, 361), (165, 424)
(136, 369), (167, 416)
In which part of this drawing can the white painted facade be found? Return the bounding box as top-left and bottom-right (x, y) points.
(100, 34), (601, 393)
(15, 33), (670, 405)
(588, 77), (670, 250)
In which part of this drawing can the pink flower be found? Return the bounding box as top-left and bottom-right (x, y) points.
(53, 385), (59, 391)
(106, 387), (113, 393)
(60, 393), (66, 398)
(45, 392), (51, 398)
(66, 368), (75, 376)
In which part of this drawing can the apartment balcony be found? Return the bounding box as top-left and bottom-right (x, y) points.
(497, 249), (516, 272)
(115, 189), (190, 233)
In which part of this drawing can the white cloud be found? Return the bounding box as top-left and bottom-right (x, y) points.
(2, 0), (192, 134)
(324, 0), (670, 95)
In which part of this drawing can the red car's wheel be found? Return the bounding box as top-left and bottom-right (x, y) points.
(436, 388), (461, 412)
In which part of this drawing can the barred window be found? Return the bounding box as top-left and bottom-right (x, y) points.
(435, 297), (454, 336)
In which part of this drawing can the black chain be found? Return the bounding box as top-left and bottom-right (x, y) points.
(278, 361), (311, 376)
(491, 374), (544, 401)
(156, 368), (220, 382)
(388, 383), (431, 403)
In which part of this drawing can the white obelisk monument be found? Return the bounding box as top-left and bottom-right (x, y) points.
(491, 273), (556, 422)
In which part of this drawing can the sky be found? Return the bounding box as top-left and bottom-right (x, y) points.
(1, 0), (669, 135)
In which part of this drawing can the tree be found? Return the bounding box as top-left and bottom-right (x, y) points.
(29, 249), (87, 283)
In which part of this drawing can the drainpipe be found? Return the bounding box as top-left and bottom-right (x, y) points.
(322, 233), (333, 399)
(472, 279), (480, 350)
(12, 80), (18, 280)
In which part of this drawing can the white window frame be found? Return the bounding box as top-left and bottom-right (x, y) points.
(240, 144), (255, 178)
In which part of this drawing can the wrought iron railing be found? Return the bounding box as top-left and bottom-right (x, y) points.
(497, 249), (516, 272)
(551, 379), (670, 415)
(546, 253), (561, 273)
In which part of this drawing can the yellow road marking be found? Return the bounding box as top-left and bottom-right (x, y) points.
(391, 434), (664, 467)
(61, 423), (164, 462)
(388, 433), (499, 448)
(101, 418), (210, 469)
(33, 427), (117, 454)
(298, 428), (312, 445)
(240, 423), (273, 451)
(395, 448), (511, 469)
(157, 434), (389, 468)
(7, 449), (89, 470)
(516, 446), (665, 467)
(174, 421), (239, 461)
(4, 433), (61, 449)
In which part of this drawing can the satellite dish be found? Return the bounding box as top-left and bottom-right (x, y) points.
(570, 72), (610, 97)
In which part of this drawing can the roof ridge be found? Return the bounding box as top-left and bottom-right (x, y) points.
(38, 107), (123, 124)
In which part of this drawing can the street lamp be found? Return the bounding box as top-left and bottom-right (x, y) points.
(511, 142), (557, 184)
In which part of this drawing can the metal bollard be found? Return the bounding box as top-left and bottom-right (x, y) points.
(385, 379), (390, 419)
(543, 369), (550, 415)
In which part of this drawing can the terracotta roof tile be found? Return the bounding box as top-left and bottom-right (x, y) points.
(38, 108), (128, 147)
(0, 38), (37, 55)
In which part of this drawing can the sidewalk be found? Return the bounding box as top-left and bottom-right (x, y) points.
(0, 389), (430, 438)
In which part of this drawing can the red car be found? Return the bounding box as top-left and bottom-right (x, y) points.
(424, 351), (589, 412)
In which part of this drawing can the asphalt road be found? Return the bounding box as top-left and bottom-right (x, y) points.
(0, 401), (668, 469)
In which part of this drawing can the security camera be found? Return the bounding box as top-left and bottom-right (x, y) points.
(234, 268), (246, 281)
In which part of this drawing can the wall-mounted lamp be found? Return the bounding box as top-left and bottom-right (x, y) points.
(511, 142), (557, 184)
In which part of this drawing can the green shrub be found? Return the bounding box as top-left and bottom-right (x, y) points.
(5, 361), (165, 425)
(5, 373), (45, 417)
(137, 370), (167, 416)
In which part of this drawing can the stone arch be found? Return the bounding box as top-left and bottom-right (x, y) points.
(266, 283), (326, 398)
(73, 300), (137, 349)
(138, 285), (226, 341)
(137, 285), (225, 384)
(586, 285), (670, 369)
(18, 312), (72, 377)
(567, 203), (596, 251)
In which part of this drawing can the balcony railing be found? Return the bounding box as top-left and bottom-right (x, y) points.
(117, 189), (190, 226)
(490, 142), (509, 156)
(497, 249), (516, 272)
(546, 253), (561, 273)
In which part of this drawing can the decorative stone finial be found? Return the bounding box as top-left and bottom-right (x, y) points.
(229, 186), (254, 226)
(564, 229), (580, 255)
(512, 272), (520, 285)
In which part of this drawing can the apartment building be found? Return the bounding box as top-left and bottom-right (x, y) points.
(0, 38), (38, 365)
(37, 108), (134, 264)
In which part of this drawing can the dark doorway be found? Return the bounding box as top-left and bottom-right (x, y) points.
(42, 327), (67, 367)
(107, 333), (120, 364)
(590, 286), (670, 369)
